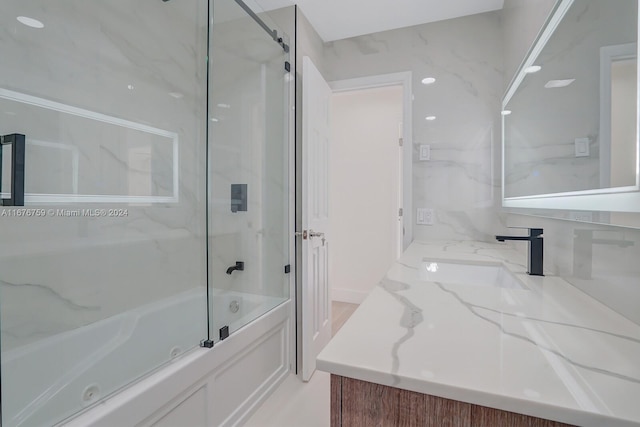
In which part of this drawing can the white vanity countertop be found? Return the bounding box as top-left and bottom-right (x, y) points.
(316, 240), (640, 427)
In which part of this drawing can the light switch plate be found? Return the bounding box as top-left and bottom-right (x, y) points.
(575, 137), (590, 157)
(419, 144), (431, 161)
(416, 208), (434, 225)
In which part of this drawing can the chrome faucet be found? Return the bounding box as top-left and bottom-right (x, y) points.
(496, 228), (544, 276)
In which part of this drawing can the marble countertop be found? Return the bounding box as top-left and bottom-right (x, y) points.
(317, 240), (640, 427)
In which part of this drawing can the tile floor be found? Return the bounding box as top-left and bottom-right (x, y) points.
(243, 301), (358, 427)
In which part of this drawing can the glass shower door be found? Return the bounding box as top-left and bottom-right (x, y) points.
(208, 0), (291, 342)
(0, 1), (208, 426)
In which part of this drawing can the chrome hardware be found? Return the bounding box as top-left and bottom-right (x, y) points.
(229, 300), (240, 313)
(296, 229), (325, 245)
(309, 229), (326, 246)
(308, 229), (324, 238)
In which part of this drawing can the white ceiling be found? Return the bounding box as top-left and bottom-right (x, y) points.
(252, 0), (505, 42)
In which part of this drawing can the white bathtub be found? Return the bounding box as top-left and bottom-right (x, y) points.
(1, 288), (287, 427)
(210, 289), (285, 340)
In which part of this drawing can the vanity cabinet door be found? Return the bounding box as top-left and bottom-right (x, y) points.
(330, 375), (575, 427)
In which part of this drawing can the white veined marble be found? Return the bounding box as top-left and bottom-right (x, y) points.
(323, 11), (505, 242)
(317, 240), (640, 427)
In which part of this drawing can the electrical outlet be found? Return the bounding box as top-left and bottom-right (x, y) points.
(419, 144), (431, 161)
(416, 208), (434, 225)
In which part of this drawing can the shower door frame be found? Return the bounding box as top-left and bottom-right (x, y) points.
(204, 0), (295, 348)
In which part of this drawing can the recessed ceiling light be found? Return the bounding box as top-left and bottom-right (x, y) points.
(17, 16), (44, 29)
(544, 79), (575, 89)
(501, 110), (512, 116)
(425, 116), (436, 121)
(524, 65), (542, 74)
(421, 77), (436, 85)
(210, 117), (219, 122)
(169, 92), (183, 99)
(127, 84), (135, 90)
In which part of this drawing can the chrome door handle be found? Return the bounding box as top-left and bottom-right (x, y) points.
(309, 229), (326, 246)
(295, 230), (308, 239)
(309, 229), (324, 238)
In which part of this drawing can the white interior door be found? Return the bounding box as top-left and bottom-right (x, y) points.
(301, 56), (331, 381)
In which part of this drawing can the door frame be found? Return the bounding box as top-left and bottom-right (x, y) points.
(329, 71), (413, 252)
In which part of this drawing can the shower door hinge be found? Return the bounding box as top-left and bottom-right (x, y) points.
(200, 339), (214, 348)
(398, 138), (403, 147)
(284, 264), (291, 274)
(284, 61), (291, 72)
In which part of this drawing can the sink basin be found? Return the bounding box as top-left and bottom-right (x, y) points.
(420, 259), (527, 289)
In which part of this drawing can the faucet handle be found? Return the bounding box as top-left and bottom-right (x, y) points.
(506, 226), (543, 236)
(529, 228), (543, 237)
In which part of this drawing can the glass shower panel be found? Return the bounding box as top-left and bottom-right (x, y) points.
(209, 0), (290, 342)
(0, 1), (208, 426)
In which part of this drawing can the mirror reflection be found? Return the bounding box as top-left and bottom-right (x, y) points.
(504, 0), (638, 198)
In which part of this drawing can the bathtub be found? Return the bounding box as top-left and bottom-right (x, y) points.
(210, 289), (285, 341)
(1, 288), (287, 427)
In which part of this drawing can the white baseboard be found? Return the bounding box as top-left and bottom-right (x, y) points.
(331, 288), (368, 304)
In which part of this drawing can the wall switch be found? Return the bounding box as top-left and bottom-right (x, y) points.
(416, 208), (434, 225)
(419, 144), (431, 161)
(575, 137), (590, 157)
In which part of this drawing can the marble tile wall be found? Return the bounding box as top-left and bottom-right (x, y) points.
(0, 0), (294, 353)
(0, 0), (209, 350)
(208, 6), (291, 301)
(501, 0), (640, 325)
(323, 11), (506, 242)
(505, 214), (640, 325)
(502, 0), (557, 89)
(503, 0), (637, 198)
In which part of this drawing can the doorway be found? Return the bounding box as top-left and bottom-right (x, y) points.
(329, 85), (404, 304)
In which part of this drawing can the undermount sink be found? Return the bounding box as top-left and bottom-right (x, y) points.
(420, 259), (527, 289)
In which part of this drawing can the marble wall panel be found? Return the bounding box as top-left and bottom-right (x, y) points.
(0, 0), (208, 349)
(502, 0), (640, 325)
(208, 8), (290, 299)
(323, 11), (506, 241)
(503, 0), (637, 198)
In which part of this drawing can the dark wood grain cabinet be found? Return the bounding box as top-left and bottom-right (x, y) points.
(330, 375), (576, 427)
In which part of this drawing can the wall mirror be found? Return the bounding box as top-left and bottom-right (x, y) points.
(502, 0), (640, 227)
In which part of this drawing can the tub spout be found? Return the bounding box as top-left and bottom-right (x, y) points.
(226, 261), (244, 275)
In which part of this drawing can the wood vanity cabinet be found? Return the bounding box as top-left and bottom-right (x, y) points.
(330, 375), (576, 427)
